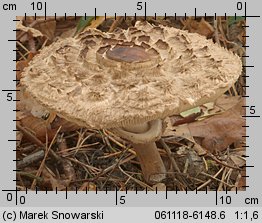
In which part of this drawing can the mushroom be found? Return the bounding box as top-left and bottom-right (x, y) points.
(21, 21), (242, 184)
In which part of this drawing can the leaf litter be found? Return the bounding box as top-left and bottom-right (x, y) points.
(15, 16), (247, 192)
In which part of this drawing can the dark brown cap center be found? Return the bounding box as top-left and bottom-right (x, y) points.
(106, 45), (150, 63)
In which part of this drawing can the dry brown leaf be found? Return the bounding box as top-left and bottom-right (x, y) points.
(17, 16), (56, 41)
(34, 20), (56, 41)
(164, 96), (245, 153)
(17, 86), (51, 144)
(215, 95), (243, 112)
(20, 116), (56, 142)
(16, 53), (36, 80)
(183, 18), (214, 38)
(187, 97), (245, 153)
(54, 16), (80, 37)
(17, 20), (43, 39)
(191, 115), (244, 152)
(60, 28), (77, 38)
(17, 85), (80, 143)
(168, 96), (241, 127)
(19, 113), (79, 143)
(17, 86), (50, 121)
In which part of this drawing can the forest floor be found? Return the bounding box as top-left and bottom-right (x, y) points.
(16, 15), (246, 191)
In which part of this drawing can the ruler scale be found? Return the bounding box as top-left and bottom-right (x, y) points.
(0, 0), (261, 222)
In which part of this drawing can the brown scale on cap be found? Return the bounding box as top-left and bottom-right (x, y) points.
(21, 21), (242, 184)
(106, 45), (151, 63)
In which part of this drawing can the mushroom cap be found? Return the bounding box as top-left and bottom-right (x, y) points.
(21, 21), (242, 129)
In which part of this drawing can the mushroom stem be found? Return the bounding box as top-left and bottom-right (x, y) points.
(132, 142), (166, 184)
(113, 119), (166, 184)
